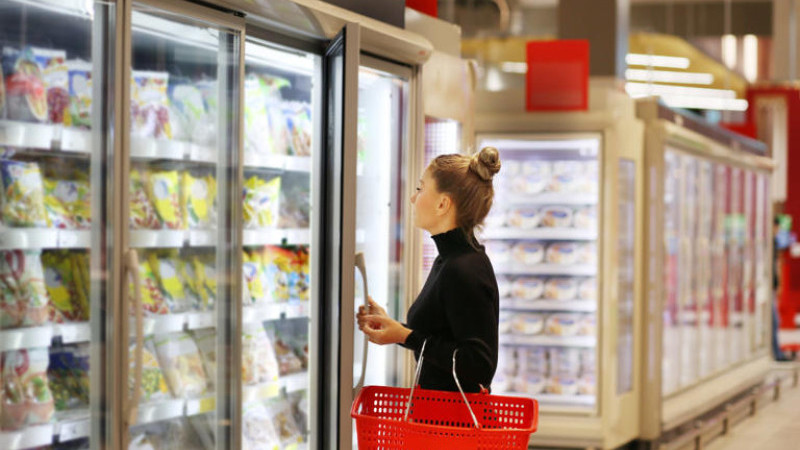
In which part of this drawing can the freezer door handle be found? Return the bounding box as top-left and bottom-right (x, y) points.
(354, 252), (370, 396)
(125, 249), (144, 427)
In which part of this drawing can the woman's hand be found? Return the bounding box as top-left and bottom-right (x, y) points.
(356, 297), (386, 329)
(359, 315), (412, 345)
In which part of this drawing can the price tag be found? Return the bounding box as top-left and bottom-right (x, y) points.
(59, 231), (78, 248)
(198, 397), (216, 414)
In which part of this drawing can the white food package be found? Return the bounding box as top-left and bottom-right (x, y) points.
(485, 241), (511, 266)
(511, 277), (545, 300)
(580, 349), (596, 375)
(577, 278), (596, 300)
(153, 332), (209, 399)
(546, 242), (579, 265)
(576, 243), (598, 265)
(496, 276), (512, 298)
(485, 208), (506, 228)
(241, 402), (281, 450)
(545, 314), (581, 336)
(578, 374), (596, 395)
(573, 206), (597, 230)
(517, 346), (548, 375)
(511, 242), (545, 265)
(577, 314), (597, 336)
(507, 207), (541, 229)
(582, 161), (599, 195)
(549, 161), (585, 193)
(498, 346), (516, 375)
(549, 347), (581, 376)
(521, 161), (551, 195)
(541, 206), (573, 228)
(512, 313), (545, 335)
(544, 278), (578, 300)
(520, 374), (546, 395)
(547, 374), (579, 396)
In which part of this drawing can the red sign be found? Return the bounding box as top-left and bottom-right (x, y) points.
(406, 0), (437, 17)
(525, 40), (589, 111)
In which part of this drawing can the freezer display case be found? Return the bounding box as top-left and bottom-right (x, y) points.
(637, 99), (774, 441)
(475, 85), (645, 450)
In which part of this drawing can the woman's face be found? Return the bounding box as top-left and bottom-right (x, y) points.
(411, 169), (440, 232)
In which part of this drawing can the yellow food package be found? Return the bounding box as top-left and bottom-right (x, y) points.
(242, 250), (265, 304)
(147, 170), (183, 230)
(183, 172), (216, 228)
(43, 179), (76, 229)
(129, 255), (168, 315)
(130, 169), (161, 229)
(242, 175), (280, 228)
(42, 251), (75, 322)
(70, 252), (90, 320)
(179, 254), (205, 311)
(148, 252), (188, 313)
(190, 255), (216, 311)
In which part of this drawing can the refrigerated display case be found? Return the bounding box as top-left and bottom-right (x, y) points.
(475, 85), (645, 449)
(637, 99), (774, 442)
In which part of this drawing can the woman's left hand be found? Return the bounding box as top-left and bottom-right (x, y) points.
(359, 315), (412, 345)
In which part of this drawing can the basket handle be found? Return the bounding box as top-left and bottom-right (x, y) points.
(403, 339), (481, 429)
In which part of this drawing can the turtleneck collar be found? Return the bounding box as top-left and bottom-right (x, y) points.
(432, 228), (474, 257)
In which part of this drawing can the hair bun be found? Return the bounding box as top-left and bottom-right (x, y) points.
(469, 146), (501, 181)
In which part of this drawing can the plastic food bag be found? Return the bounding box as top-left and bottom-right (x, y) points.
(285, 101), (312, 156)
(192, 330), (216, 390)
(148, 170), (183, 230)
(290, 247), (310, 301)
(242, 251), (265, 305)
(65, 59), (92, 128)
(48, 345), (90, 411)
(242, 402), (280, 450)
(168, 82), (206, 143)
(241, 324), (279, 385)
(154, 332), (208, 399)
(260, 246), (292, 303)
(0, 250), (50, 328)
(42, 251), (89, 323)
(33, 47), (69, 124)
(183, 172), (216, 229)
(1, 160), (49, 227)
(194, 79), (218, 148)
(278, 176), (310, 228)
(131, 71), (171, 139)
(266, 324), (303, 376)
(2, 47), (48, 123)
(129, 339), (170, 403)
(130, 169), (161, 229)
(129, 256), (169, 316)
(148, 252), (189, 313)
(243, 175), (281, 228)
(265, 397), (303, 446)
(51, 178), (91, 229)
(1, 348), (55, 430)
(44, 178), (77, 229)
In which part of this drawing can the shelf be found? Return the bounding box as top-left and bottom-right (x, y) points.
(54, 410), (90, 443)
(0, 322), (91, 352)
(0, 424), (55, 450)
(130, 230), (186, 248)
(502, 192), (598, 206)
(242, 302), (310, 325)
(136, 398), (185, 426)
(0, 229), (92, 250)
(498, 391), (596, 407)
(131, 137), (217, 164)
(480, 228), (597, 241)
(242, 371), (308, 404)
(243, 228), (310, 247)
(0, 120), (91, 154)
(500, 334), (596, 348)
(244, 153), (312, 173)
(133, 311), (216, 337)
(501, 299), (596, 312)
(494, 264), (597, 276)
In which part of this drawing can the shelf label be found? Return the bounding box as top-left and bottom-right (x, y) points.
(58, 419), (89, 442)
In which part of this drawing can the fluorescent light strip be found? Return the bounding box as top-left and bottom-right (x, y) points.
(625, 82), (737, 99)
(626, 53), (690, 69)
(500, 61), (528, 74)
(661, 95), (749, 112)
(722, 34), (738, 69)
(743, 34), (758, 82)
(625, 68), (713, 85)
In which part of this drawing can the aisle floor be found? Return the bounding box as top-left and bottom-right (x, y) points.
(705, 373), (800, 450)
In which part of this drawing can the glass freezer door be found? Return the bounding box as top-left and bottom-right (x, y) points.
(122, 3), (243, 448)
(0, 1), (114, 449)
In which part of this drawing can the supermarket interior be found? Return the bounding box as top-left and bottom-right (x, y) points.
(0, 0), (800, 449)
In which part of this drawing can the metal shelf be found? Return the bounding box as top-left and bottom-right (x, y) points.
(494, 264), (597, 276)
(500, 334), (596, 348)
(480, 228), (597, 241)
(501, 299), (597, 312)
(0, 322), (91, 352)
(242, 371), (308, 404)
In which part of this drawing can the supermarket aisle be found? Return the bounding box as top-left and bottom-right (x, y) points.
(705, 379), (800, 450)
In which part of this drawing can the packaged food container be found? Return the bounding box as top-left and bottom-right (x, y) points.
(485, 241), (511, 265)
(507, 207), (541, 229)
(498, 311), (513, 334)
(545, 314), (580, 336)
(578, 374), (596, 395)
(574, 205), (597, 230)
(498, 346), (517, 375)
(517, 346), (548, 375)
(547, 375), (579, 396)
(578, 278), (597, 300)
(577, 242), (598, 265)
(544, 278), (578, 301)
(549, 161), (584, 193)
(541, 206), (573, 228)
(522, 374), (546, 395)
(496, 276), (512, 298)
(511, 242), (545, 265)
(511, 277), (545, 300)
(549, 347), (581, 376)
(577, 314), (597, 336)
(512, 313), (545, 335)
(546, 242), (579, 265)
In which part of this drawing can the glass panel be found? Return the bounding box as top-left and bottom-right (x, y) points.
(126, 5), (239, 447)
(698, 161), (714, 378)
(712, 164), (729, 371)
(617, 159), (635, 394)
(477, 135), (601, 410)
(240, 40), (318, 449)
(662, 150), (681, 395)
(744, 171), (756, 355)
(727, 167), (744, 364)
(0, 1), (110, 448)
(755, 174), (770, 350)
(679, 155), (698, 388)
(352, 65), (409, 389)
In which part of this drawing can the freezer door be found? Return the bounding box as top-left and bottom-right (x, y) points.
(120, 2), (244, 449)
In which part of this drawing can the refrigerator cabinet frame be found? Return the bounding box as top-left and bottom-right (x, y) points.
(637, 99), (774, 440)
(475, 106), (646, 450)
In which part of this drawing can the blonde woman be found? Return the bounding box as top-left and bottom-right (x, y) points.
(357, 147), (502, 393)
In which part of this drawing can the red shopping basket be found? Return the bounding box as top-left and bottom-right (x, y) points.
(351, 342), (538, 449)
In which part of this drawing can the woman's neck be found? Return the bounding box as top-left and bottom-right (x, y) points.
(427, 218), (458, 236)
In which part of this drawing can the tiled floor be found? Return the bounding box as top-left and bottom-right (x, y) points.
(705, 374), (800, 450)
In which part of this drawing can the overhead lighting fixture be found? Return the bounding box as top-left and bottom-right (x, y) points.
(722, 34), (738, 69)
(625, 82), (737, 99)
(625, 53), (690, 69)
(661, 95), (749, 112)
(625, 68), (714, 85)
(743, 34), (758, 82)
(500, 61), (528, 74)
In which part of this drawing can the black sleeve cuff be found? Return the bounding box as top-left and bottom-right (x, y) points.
(402, 329), (425, 352)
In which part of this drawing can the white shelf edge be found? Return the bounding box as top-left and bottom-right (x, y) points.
(129, 229), (186, 248)
(480, 228), (597, 241)
(135, 399), (185, 426)
(0, 229), (91, 250)
(242, 302), (311, 325)
(494, 264), (597, 276)
(243, 371), (308, 404)
(0, 325), (55, 352)
(243, 153), (312, 173)
(243, 228), (310, 247)
(0, 120), (92, 154)
(497, 391), (596, 407)
(499, 334), (596, 348)
(0, 424), (55, 450)
(130, 137), (216, 164)
(54, 414), (90, 443)
(501, 299), (597, 312)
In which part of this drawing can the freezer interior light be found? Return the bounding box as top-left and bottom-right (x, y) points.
(625, 82), (737, 99)
(625, 53), (690, 69)
(625, 68), (713, 85)
(500, 61), (528, 74)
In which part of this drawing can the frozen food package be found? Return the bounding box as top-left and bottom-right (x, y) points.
(289, 247), (310, 301)
(260, 246), (292, 303)
(577, 314), (597, 336)
(577, 278), (596, 300)
(521, 374), (546, 395)
(129, 433), (157, 450)
(576, 242), (598, 265)
(131, 71), (172, 139)
(243, 74), (272, 157)
(278, 175), (310, 229)
(496, 276), (511, 298)
(484, 241), (511, 266)
(511, 242), (545, 265)
(65, 59), (92, 128)
(168, 82), (206, 143)
(43, 178), (76, 229)
(265, 397), (304, 446)
(498, 346), (516, 375)
(192, 330), (216, 390)
(582, 161), (599, 195)
(544, 278), (578, 301)
(1, 348), (55, 430)
(242, 251), (265, 305)
(266, 323), (304, 376)
(546, 374), (579, 396)
(573, 206), (597, 230)
(2, 47), (49, 123)
(546, 242), (579, 265)
(498, 311), (512, 335)
(549, 161), (584, 193)
(549, 347), (581, 376)
(577, 374), (596, 395)
(0, 249), (50, 328)
(580, 349), (596, 374)
(183, 172), (216, 229)
(194, 79), (218, 148)
(148, 170), (183, 230)
(484, 207), (506, 228)
(507, 207), (541, 229)
(129, 169), (161, 229)
(48, 345), (90, 411)
(129, 339), (170, 403)
(511, 313), (544, 335)
(243, 175), (281, 228)
(241, 323), (280, 385)
(148, 253), (190, 313)
(42, 251), (89, 323)
(517, 346), (547, 375)
(540, 206), (573, 228)
(263, 77), (291, 155)
(48, 178), (91, 229)
(153, 332), (209, 399)
(520, 161), (551, 194)
(241, 402), (281, 450)
(129, 256), (169, 316)
(545, 314), (581, 336)
(188, 413), (216, 450)
(1, 160), (49, 227)
(33, 47), (69, 124)
(285, 100), (312, 156)
(511, 277), (545, 300)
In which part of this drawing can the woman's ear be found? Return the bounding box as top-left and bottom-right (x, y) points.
(436, 194), (452, 216)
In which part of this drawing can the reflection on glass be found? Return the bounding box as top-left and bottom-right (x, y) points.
(617, 159), (635, 394)
(352, 66), (409, 389)
(698, 161), (714, 378)
(477, 135), (601, 409)
(662, 151), (681, 395)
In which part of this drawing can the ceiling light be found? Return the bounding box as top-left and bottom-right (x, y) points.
(661, 95), (748, 111)
(722, 34), (738, 69)
(500, 61), (528, 74)
(625, 53), (690, 69)
(625, 82), (737, 99)
(625, 68), (713, 85)
(743, 34), (758, 82)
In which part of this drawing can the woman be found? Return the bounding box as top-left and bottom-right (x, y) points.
(357, 146), (502, 393)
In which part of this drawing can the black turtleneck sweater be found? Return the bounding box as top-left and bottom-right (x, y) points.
(401, 228), (499, 393)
